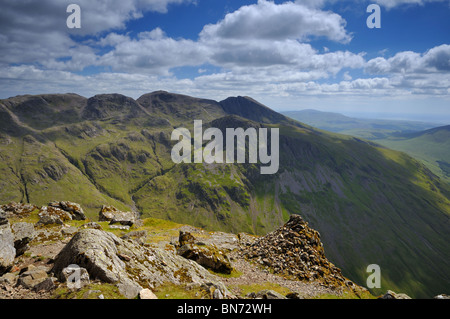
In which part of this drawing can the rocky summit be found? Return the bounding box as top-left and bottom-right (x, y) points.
(241, 214), (360, 293)
(0, 200), (395, 300)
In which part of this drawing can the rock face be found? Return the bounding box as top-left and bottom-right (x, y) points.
(98, 205), (141, 227)
(51, 229), (228, 299)
(11, 222), (36, 256)
(1, 202), (37, 218)
(48, 201), (86, 220)
(177, 231), (233, 274)
(0, 220), (16, 275)
(242, 214), (354, 290)
(36, 206), (72, 226)
(17, 265), (54, 291)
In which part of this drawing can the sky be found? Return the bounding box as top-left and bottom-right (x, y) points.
(0, 0), (449, 123)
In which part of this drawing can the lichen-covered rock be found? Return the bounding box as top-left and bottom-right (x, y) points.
(36, 206), (72, 226)
(11, 222), (36, 256)
(1, 202), (37, 218)
(0, 221), (16, 275)
(98, 205), (141, 227)
(177, 231), (233, 274)
(379, 290), (412, 299)
(51, 229), (229, 299)
(16, 265), (50, 290)
(48, 201), (86, 220)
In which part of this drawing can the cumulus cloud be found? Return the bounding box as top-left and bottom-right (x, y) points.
(366, 44), (450, 74)
(200, 0), (352, 43)
(0, 0), (194, 68)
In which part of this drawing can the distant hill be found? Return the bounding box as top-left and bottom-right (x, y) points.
(1, 92), (449, 298)
(282, 109), (439, 139)
(375, 125), (450, 183)
(282, 109), (449, 183)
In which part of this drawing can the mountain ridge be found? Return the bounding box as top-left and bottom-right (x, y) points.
(0, 91), (449, 298)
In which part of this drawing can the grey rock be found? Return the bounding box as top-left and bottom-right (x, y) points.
(61, 265), (90, 289)
(99, 205), (140, 227)
(379, 290), (412, 299)
(48, 201), (86, 220)
(1, 202), (37, 218)
(0, 208), (8, 225)
(11, 222), (36, 256)
(177, 231), (233, 274)
(0, 272), (17, 285)
(121, 230), (148, 245)
(51, 229), (229, 299)
(17, 266), (49, 290)
(36, 206), (72, 226)
(32, 277), (55, 292)
(79, 222), (102, 230)
(0, 222), (16, 275)
(61, 226), (78, 236)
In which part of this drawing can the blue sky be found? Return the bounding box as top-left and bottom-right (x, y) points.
(0, 0), (449, 122)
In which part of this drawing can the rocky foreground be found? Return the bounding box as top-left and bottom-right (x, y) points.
(0, 201), (430, 300)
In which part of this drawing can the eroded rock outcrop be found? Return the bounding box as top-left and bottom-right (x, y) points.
(48, 201), (86, 221)
(51, 228), (229, 299)
(177, 231), (233, 274)
(242, 214), (358, 291)
(98, 205), (141, 227)
(0, 216), (15, 275)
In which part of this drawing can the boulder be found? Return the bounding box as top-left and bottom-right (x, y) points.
(48, 201), (86, 220)
(177, 243), (233, 274)
(177, 231), (233, 274)
(0, 208), (7, 225)
(98, 205), (141, 227)
(1, 202), (37, 218)
(379, 290), (412, 299)
(51, 229), (229, 299)
(11, 222), (36, 256)
(16, 265), (50, 290)
(36, 206), (72, 226)
(0, 221), (16, 275)
(139, 288), (158, 299)
(79, 222), (102, 230)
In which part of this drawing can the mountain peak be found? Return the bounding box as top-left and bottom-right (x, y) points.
(219, 96), (287, 124)
(82, 93), (146, 120)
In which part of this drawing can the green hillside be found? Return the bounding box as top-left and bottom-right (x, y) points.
(373, 126), (450, 184)
(0, 91), (449, 298)
(283, 110), (449, 183)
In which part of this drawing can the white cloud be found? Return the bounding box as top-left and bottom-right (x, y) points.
(366, 44), (450, 74)
(200, 0), (352, 43)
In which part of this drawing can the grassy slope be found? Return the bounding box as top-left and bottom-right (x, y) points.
(373, 126), (450, 183)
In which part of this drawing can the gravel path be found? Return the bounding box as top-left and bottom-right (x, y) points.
(222, 250), (342, 298)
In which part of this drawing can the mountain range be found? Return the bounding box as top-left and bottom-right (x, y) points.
(282, 109), (450, 183)
(0, 91), (449, 298)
